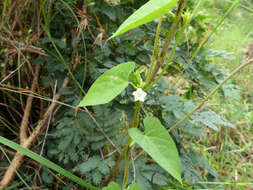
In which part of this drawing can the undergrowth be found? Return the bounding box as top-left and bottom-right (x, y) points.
(202, 1), (253, 189)
(0, 0), (252, 189)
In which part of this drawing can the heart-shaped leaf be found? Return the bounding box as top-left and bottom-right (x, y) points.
(79, 62), (135, 107)
(102, 182), (120, 190)
(110, 0), (179, 39)
(129, 117), (182, 183)
(127, 183), (142, 190)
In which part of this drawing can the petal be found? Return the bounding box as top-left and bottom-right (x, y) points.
(139, 98), (145, 102)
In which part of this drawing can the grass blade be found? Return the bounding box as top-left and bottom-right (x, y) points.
(0, 136), (99, 190)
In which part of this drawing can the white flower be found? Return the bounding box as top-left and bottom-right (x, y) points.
(132, 88), (147, 102)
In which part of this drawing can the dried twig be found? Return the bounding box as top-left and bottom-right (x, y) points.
(0, 74), (70, 189)
(0, 36), (47, 56)
(20, 65), (40, 145)
(39, 82), (57, 156)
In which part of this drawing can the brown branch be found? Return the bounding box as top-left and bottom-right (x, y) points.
(20, 64), (40, 145)
(0, 74), (70, 189)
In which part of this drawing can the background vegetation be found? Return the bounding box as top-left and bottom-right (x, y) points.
(0, 0), (252, 189)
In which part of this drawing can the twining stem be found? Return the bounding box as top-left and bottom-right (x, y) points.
(119, 58), (253, 172)
(159, 0), (185, 60)
(144, 29), (182, 91)
(122, 101), (142, 189)
(130, 101), (142, 128)
(121, 1), (186, 188)
(145, 0), (204, 90)
(145, 16), (163, 86)
(104, 101), (142, 186)
(120, 1), (245, 188)
(168, 58), (253, 132)
(145, 0), (186, 88)
(122, 138), (131, 189)
(104, 147), (125, 185)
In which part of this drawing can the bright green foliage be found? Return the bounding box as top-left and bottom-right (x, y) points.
(79, 62), (135, 107)
(102, 182), (120, 190)
(110, 0), (179, 38)
(129, 70), (143, 88)
(127, 183), (142, 190)
(129, 117), (182, 183)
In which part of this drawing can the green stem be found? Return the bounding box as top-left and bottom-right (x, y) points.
(122, 139), (130, 189)
(122, 101), (142, 189)
(224, 0), (253, 14)
(59, 0), (88, 98)
(159, 0), (185, 60)
(168, 58), (253, 133)
(119, 58), (253, 169)
(146, 0), (186, 87)
(131, 101), (142, 128)
(122, 1), (185, 187)
(144, 30), (182, 91)
(145, 17), (163, 86)
(1, 0), (8, 25)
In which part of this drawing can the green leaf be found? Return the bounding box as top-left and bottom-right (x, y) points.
(102, 182), (120, 190)
(127, 183), (142, 190)
(110, 0), (179, 38)
(79, 62), (135, 107)
(41, 167), (54, 184)
(191, 110), (235, 131)
(128, 117), (182, 183)
(92, 170), (102, 185)
(74, 156), (100, 174)
(0, 136), (98, 190)
(98, 162), (110, 175)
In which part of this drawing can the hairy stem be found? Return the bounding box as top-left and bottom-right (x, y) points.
(106, 101), (142, 186)
(146, 0), (186, 86)
(122, 101), (142, 188)
(145, 16), (163, 86)
(120, 58), (253, 170)
(122, 140), (130, 189)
